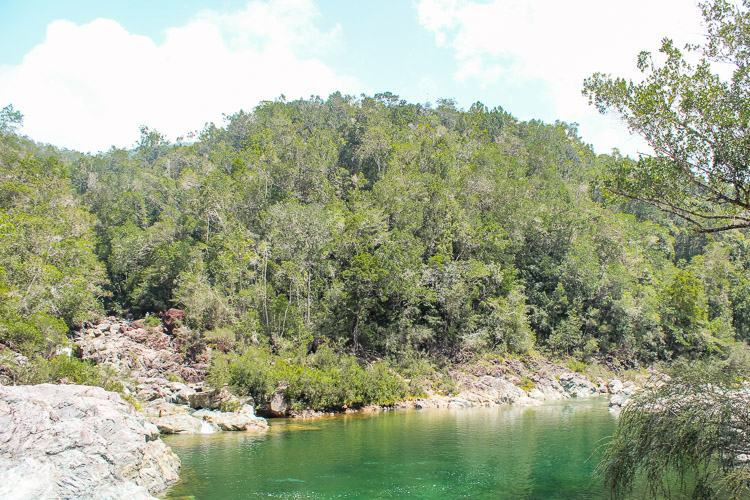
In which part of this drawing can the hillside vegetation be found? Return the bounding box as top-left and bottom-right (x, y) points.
(1, 94), (749, 391)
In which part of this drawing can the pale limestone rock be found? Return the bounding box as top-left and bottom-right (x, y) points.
(0, 384), (180, 500)
(193, 405), (268, 431)
(147, 413), (205, 434)
(608, 378), (624, 394)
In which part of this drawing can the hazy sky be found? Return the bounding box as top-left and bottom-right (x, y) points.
(0, 0), (705, 155)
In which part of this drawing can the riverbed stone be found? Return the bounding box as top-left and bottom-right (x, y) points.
(148, 413), (205, 434)
(620, 381), (638, 395)
(608, 379), (624, 394)
(270, 392), (290, 416)
(193, 406), (269, 431)
(172, 385), (197, 405)
(528, 388), (547, 401)
(188, 387), (218, 409)
(559, 372), (597, 397)
(516, 396), (542, 407)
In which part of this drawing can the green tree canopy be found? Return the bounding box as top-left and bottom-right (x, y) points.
(584, 0), (750, 233)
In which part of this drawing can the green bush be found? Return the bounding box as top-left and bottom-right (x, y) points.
(16, 354), (122, 390)
(203, 327), (235, 345)
(143, 315), (160, 327)
(216, 344), (409, 411)
(519, 376), (535, 391)
(566, 358), (587, 373)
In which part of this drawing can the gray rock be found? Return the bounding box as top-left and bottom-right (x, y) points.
(140, 399), (186, 417)
(270, 392), (289, 416)
(0, 384), (180, 500)
(528, 388), (546, 401)
(621, 381), (638, 396)
(147, 413), (206, 434)
(172, 386), (197, 405)
(447, 397), (472, 408)
(515, 396), (542, 407)
(188, 388), (218, 410)
(609, 394), (625, 408)
(608, 378), (624, 394)
(193, 406), (268, 431)
(558, 372), (597, 397)
(458, 375), (528, 406)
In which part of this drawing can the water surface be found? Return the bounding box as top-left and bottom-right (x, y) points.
(164, 399), (617, 499)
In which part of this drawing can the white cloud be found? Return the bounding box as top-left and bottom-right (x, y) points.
(0, 0), (360, 152)
(417, 0), (706, 155)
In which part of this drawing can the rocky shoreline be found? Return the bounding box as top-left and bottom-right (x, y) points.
(72, 316), (641, 422)
(0, 315), (642, 498)
(0, 384), (180, 499)
(72, 316), (269, 434)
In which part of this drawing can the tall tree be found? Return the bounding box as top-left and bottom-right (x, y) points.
(583, 0), (750, 232)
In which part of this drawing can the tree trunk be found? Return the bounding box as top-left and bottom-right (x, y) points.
(306, 271), (311, 325)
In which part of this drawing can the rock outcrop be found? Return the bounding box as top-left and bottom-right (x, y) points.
(72, 318), (209, 383)
(70, 317), (269, 436)
(393, 362), (641, 412)
(140, 399), (268, 434)
(558, 372), (598, 398)
(193, 405), (268, 431)
(160, 308), (185, 335)
(0, 384), (180, 500)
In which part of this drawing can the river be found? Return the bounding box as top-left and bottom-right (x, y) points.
(164, 398), (619, 499)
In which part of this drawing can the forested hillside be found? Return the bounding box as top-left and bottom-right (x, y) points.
(1, 94), (749, 384)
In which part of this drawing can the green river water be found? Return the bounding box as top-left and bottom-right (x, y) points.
(163, 398), (630, 499)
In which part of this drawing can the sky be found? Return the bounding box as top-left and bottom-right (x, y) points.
(0, 0), (706, 156)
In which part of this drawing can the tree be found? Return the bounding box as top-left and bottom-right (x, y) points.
(586, 2), (750, 496)
(583, 0), (750, 233)
(599, 356), (750, 499)
(659, 269), (709, 354)
(0, 104), (23, 135)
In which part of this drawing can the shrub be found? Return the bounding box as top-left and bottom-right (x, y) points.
(566, 358), (587, 373)
(143, 315), (161, 328)
(519, 376), (535, 391)
(217, 344), (409, 411)
(204, 327), (235, 345)
(599, 358), (750, 499)
(16, 354), (122, 391)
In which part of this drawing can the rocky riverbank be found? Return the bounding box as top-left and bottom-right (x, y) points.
(273, 357), (643, 418)
(0, 384), (180, 500)
(391, 371), (640, 411)
(72, 316), (268, 435)
(0, 314), (644, 498)
(72, 316), (642, 421)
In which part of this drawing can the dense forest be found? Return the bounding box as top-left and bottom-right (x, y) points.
(2, 92), (749, 379)
(4, 0), (750, 496)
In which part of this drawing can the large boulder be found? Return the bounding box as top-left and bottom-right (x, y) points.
(458, 375), (527, 405)
(187, 387), (218, 409)
(142, 399), (268, 434)
(269, 392), (290, 416)
(160, 308), (185, 334)
(141, 399), (208, 434)
(529, 370), (569, 401)
(0, 384), (180, 500)
(147, 413), (207, 435)
(558, 372), (598, 398)
(608, 378), (624, 394)
(193, 405), (268, 431)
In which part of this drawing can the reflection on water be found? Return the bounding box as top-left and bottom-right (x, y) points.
(164, 399), (618, 499)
